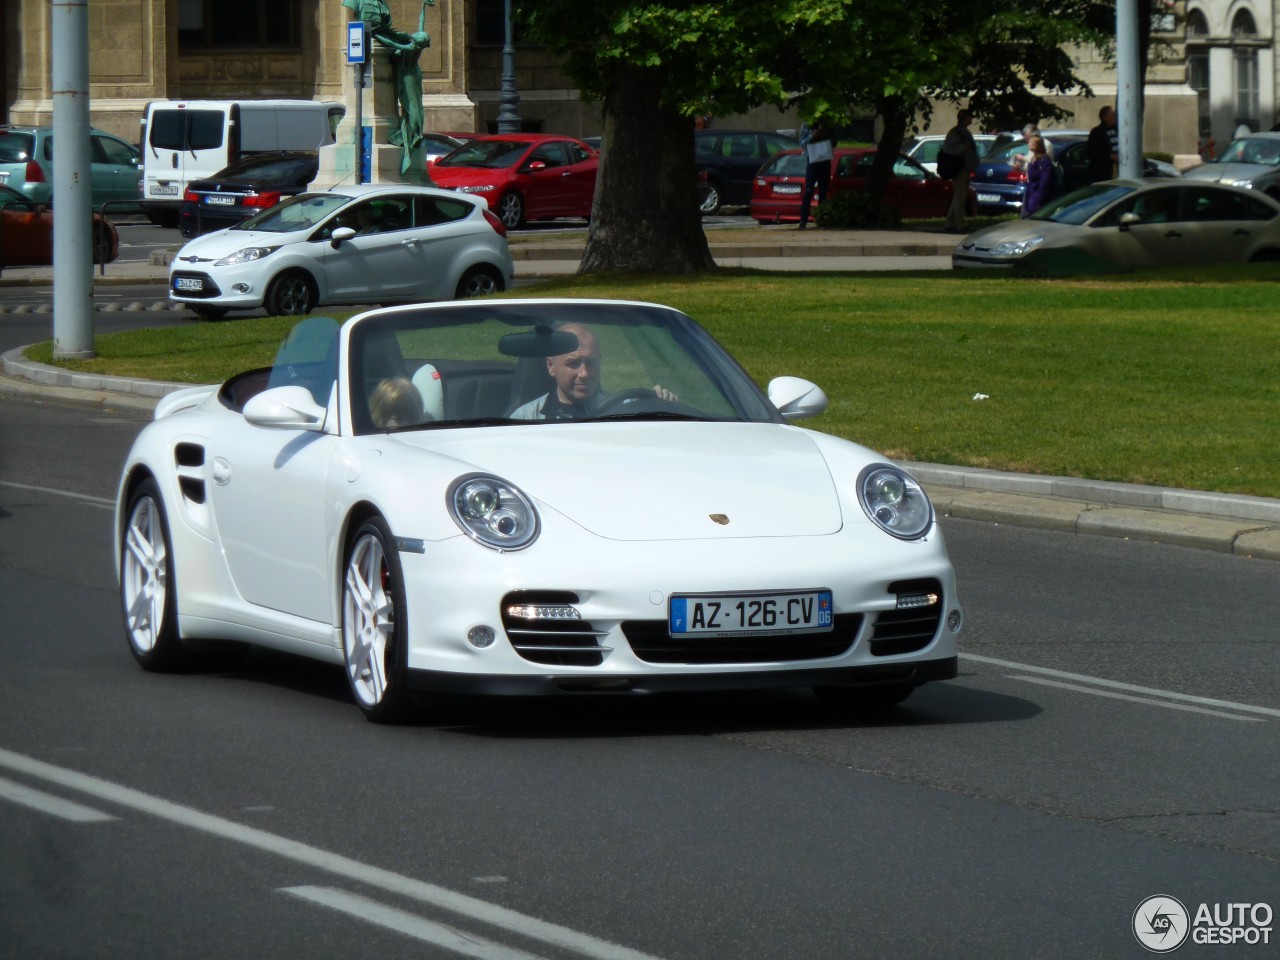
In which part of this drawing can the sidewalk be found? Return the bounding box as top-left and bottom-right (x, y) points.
(3, 344), (1278, 562)
(0, 224), (960, 287)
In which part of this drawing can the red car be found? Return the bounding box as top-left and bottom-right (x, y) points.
(430, 134), (598, 229)
(0, 183), (118, 266)
(750, 147), (974, 223)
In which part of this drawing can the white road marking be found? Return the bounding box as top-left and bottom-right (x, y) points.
(0, 775), (118, 822)
(961, 653), (1280, 719)
(0, 479), (115, 506)
(0, 748), (663, 960)
(1008, 676), (1264, 722)
(283, 886), (550, 960)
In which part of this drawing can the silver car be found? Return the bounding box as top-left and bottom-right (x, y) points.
(1182, 133), (1280, 200)
(953, 179), (1280, 273)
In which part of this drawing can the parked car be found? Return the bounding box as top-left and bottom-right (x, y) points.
(750, 147), (971, 223)
(0, 183), (119, 266)
(115, 299), (963, 722)
(696, 129), (801, 214)
(168, 184), (513, 319)
(1182, 132), (1280, 201)
(430, 134), (598, 229)
(179, 151), (319, 239)
(904, 134), (998, 175)
(0, 125), (141, 210)
(952, 179), (1280, 273)
(970, 133), (1179, 215)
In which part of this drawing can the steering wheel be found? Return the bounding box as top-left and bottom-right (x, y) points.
(593, 387), (666, 415)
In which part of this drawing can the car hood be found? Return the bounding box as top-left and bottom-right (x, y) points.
(173, 228), (302, 261)
(957, 218), (1081, 251)
(395, 421), (846, 541)
(1183, 162), (1274, 183)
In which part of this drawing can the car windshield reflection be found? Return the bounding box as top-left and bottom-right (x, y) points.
(437, 140), (530, 169)
(1029, 184), (1134, 225)
(339, 301), (784, 436)
(234, 193), (351, 232)
(1215, 138), (1280, 166)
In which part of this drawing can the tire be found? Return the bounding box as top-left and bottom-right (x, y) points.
(700, 181), (723, 216)
(264, 271), (317, 316)
(496, 192), (524, 229)
(813, 682), (916, 714)
(191, 305), (229, 320)
(455, 265), (503, 299)
(92, 228), (116, 265)
(342, 517), (417, 723)
(120, 478), (188, 671)
(1249, 249), (1280, 262)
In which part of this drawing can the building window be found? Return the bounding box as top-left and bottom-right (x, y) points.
(1231, 9), (1260, 132)
(1185, 9), (1208, 38)
(1185, 10), (1210, 139)
(178, 0), (300, 49)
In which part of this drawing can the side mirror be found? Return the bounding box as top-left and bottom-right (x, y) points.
(243, 385), (327, 431)
(524, 160), (547, 173)
(330, 225), (356, 247)
(767, 376), (828, 421)
(1118, 211), (1140, 232)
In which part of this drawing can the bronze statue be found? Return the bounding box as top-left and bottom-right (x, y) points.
(342, 0), (435, 175)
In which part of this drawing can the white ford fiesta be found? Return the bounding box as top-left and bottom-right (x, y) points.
(116, 299), (962, 722)
(168, 184), (514, 320)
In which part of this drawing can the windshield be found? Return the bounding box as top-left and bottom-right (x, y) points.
(437, 140), (531, 169)
(1028, 183), (1135, 225)
(339, 301), (783, 435)
(233, 192), (351, 232)
(1215, 138), (1280, 166)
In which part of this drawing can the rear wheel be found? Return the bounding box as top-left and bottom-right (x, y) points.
(120, 478), (188, 671)
(1249, 248), (1280, 262)
(265, 271), (317, 316)
(496, 192), (524, 229)
(455, 265), (503, 299)
(342, 518), (418, 723)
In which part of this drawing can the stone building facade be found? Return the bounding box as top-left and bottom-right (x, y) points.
(1, 1), (1273, 164)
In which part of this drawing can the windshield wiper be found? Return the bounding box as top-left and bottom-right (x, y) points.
(589, 412), (714, 423)
(386, 417), (524, 432)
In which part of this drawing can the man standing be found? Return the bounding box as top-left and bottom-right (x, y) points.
(797, 121), (834, 230)
(941, 110), (979, 234)
(1088, 106), (1119, 183)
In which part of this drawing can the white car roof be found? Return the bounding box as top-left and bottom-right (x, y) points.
(318, 183), (467, 200)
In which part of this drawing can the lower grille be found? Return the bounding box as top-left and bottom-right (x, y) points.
(869, 579), (943, 656)
(501, 591), (608, 667)
(621, 614), (862, 665)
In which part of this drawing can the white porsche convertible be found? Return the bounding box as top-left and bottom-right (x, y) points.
(116, 300), (962, 722)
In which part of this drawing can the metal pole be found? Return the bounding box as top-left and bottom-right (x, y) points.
(354, 62), (365, 183)
(52, 0), (94, 359)
(1116, 0), (1143, 179)
(496, 0), (521, 133)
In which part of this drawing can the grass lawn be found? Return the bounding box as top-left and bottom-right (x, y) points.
(26, 265), (1280, 498)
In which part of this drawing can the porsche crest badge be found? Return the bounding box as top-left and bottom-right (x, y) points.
(709, 514), (730, 525)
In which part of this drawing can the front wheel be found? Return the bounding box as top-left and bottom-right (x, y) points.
(120, 478), (188, 671)
(699, 181), (723, 216)
(342, 518), (417, 723)
(455, 265), (504, 299)
(264, 271), (317, 316)
(496, 192), (524, 229)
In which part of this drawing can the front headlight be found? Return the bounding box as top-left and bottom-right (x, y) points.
(991, 235), (1045, 257)
(214, 246), (280, 266)
(1229, 179), (1254, 189)
(857, 464), (934, 540)
(447, 474), (540, 551)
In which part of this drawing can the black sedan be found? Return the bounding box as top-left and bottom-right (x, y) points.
(180, 151), (319, 238)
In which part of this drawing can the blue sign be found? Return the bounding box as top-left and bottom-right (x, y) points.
(346, 21), (366, 64)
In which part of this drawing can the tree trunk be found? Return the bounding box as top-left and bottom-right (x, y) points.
(579, 64), (715, 274)
(865, 94), (909, 201)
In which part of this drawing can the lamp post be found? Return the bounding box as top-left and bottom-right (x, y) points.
(496, 0), (521, 133)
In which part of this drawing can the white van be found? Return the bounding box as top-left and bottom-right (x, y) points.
(140, 99), (345, 225)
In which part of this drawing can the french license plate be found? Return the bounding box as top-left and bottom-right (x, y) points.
(150, 183), (178, 197)
(669, 590), (833, 637)
(976, 193), (1001, 204)
(774, 184), (802, 195)
(173, 277), (204, 292)
(205, 195), (236, 206)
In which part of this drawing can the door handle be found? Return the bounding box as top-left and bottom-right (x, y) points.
(1163, 230), (1182, 239)
(1233, 228), (1250, 236)
(561, 171), (571, 178)
(401, 238), (418, 246)
(170, 152), (178, 168)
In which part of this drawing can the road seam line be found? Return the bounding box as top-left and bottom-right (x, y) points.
(1007, 676), (1264, 722)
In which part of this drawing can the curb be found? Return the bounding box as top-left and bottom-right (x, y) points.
(3, 348), (1277, 562)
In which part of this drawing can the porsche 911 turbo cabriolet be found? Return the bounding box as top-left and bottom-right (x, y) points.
(116, 300), (962, 722)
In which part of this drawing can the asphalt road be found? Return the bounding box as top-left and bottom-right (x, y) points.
(0, 395), (1276, 960)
